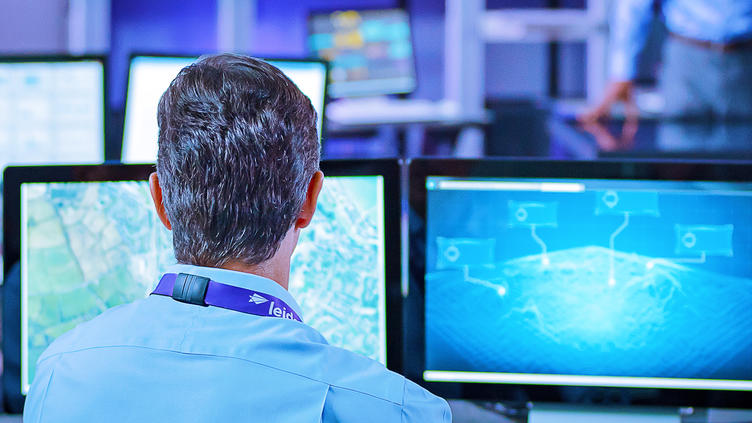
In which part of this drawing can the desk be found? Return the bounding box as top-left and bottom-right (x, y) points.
(484, 98), (752, 160)
(325, 98), (490, 158)
(553, 118), (752, 160)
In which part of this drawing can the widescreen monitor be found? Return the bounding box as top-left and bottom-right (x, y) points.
(0, 56), (105, 285)
(307, 8), (416, 98)
(2, 160), (401, 412)
(408, 158), (752, 408)
(122, 55), (328, 163)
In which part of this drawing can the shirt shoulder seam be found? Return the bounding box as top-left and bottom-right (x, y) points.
(35, 354), (60, 422)
(40, 344), (406, 406)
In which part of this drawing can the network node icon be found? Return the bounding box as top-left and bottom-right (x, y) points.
(496, 285), (507, 297)
(436, 237), (496, 270)
(507, 201), (557, 266)
(507, 201), (558, 228)
(674, 224), (734, 257)
(595, 190), (660, 217)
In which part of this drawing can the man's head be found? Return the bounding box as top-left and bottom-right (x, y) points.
(150, 53), (322, 270)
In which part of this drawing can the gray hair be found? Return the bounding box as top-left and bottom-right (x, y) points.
(156, 53), (320, 267)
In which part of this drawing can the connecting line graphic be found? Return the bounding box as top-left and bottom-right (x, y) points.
(508, 201), (557, 267)
(530, 225), (550, 266)
(646, 252), (707, 270)
(462, 266), (507, 297)
(608, 212), (630, 287)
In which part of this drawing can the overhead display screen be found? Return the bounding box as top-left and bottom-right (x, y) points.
(122, 56), (327, 163)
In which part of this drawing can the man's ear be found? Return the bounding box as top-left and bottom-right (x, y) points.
(295, 170), (324, 230)
(149, 172), (172, 230)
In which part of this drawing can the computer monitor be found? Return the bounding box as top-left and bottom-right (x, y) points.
(307, 8), (416, 98)
(121, 55), (328, 163)
(407, 158), (752, 409)
(0, 56), (106, 285)
(2, 160), (401, 411)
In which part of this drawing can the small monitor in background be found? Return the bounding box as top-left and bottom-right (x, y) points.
(121, 55), (328, 163)
(308, 9), (416, 98)
(0, 56), (105, 285)
(408, 158), (752, 409)
(2, 160), (401, 408)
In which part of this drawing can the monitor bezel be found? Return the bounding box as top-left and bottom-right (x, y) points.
(406, 157), (752, 408)
(120, 52), (330, 162)
(2, 158), (402, 413)
(305, 7), (418, 98)
(0, 54), (108, 164)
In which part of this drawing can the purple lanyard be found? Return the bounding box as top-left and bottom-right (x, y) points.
(151, 273), (302, 322)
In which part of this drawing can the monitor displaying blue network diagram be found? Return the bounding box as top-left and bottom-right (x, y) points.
(308, 9), (416, 97)
(20, 175), (386, 393)
(122, 56), (327, 163)
(423, 176), (752, 392)
(0, 58), (105, 284)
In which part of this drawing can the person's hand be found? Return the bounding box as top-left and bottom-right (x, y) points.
(579, 117), (638, 152)
(579, 81), (637, 123)
(578, 80), (640, 152)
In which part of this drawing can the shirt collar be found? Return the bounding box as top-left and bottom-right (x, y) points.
(164, 263), (304, 319)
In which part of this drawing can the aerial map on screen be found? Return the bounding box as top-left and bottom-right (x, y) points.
(22, 176), (386, 391)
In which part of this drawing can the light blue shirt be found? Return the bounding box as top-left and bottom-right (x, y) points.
(610, 0), (752, 79)
(24, 264), (451, 422)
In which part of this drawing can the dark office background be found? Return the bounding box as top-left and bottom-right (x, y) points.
(0, 0), (595, 108)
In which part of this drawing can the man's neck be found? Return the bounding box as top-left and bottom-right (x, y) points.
(220, 258), (290, 290)
(216, 226), (299, 291)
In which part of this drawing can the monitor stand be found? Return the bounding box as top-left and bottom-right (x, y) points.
(528, 404), (682, 423)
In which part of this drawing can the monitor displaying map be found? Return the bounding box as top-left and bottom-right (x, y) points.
(20, 175), (385, 392)
(0, 58), (105, 285)
(122, 56), (327, 163)
(422, 176), (752, 391)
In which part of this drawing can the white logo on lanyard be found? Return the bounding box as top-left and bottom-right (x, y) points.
(248, 293), (269, 304)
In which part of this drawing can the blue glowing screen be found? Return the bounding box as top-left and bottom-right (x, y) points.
(424, 177), (752, 384)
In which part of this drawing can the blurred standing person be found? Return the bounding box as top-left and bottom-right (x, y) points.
(582, 0), (752, 121)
